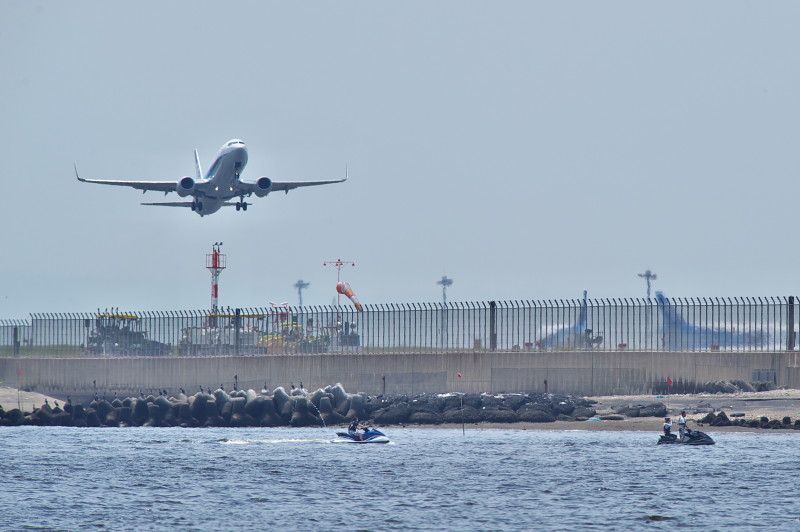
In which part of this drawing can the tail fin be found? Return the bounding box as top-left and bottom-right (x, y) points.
(578, 290), (588, 330)
(194, 149), (203, 180)
(655, 291), (683, 327)
(656, 291), (688, 351)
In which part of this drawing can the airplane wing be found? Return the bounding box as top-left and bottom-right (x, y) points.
(239, 170), (348, 195)
(75, 165), (177, 192)
(268, 177), (347, 193)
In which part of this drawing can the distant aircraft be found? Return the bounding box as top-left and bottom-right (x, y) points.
(75, 139), (347, 216)
(655, 291), (767, 351)
(536, 290), (603, 350)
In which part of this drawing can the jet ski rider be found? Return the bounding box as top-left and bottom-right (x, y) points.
(348, 417), (359, 435)
(678, 411), (687, 440)
(663, 417), (673, 435)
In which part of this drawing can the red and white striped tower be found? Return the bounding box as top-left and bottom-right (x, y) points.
(206, 242), (227, 313)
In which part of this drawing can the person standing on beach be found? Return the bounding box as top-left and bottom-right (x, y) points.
(678, 411), (687, 440)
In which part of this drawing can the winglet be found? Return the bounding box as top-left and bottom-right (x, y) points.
(74, 164), (85, 182)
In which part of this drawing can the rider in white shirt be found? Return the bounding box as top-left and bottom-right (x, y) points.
(678, 411), (687, 440)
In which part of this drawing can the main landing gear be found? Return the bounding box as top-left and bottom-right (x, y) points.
(191, 200), (204, 212)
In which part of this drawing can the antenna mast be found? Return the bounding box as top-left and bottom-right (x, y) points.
(207, 242), (226, 315)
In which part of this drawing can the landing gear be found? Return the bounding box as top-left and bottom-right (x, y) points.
(192, 200), (203, 212)
(235, 202), (248, 211)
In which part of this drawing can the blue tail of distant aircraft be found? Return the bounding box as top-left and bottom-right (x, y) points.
(655, 291), (765, 351)
(536, 290), (602, 350)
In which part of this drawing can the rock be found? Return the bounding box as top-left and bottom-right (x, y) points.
(290, 397), (322, 427)
(572, 406), (596, 420)
(516, 404), (555, 422)
(330, 383), (349, 408)
(147, 403), (163, 425)
(117, 407), (132, 424)
(203, 398), (219, 420)
(409, 411), (443, 424)
(480, 407), (518, 423)
(132, 399), (150, 425)
(501, 394), (529, 411)
(410, 394), (445, 414)
(244, 396), (267, 419)
(710, 411), (731, 426)
(442, 405), (482, 423)
(373, 403), (412, 424)
(614, 403), (666, 418)
(220, 401), (234, 423)
(155, 396), (172, 416)
(345, 394), (366, 420)
(85, 408), (101, 427)
(94, 400), (114, 423)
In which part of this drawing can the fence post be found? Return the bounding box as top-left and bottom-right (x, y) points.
(12, 326), (19, 357)
(789, 296), (796, 351)
(234, 308), (241, 355)
(490, 301), (497, 351)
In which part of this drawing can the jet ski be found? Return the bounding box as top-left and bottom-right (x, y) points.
(657, 429), (715, 445)
(334, 428), (390, 444)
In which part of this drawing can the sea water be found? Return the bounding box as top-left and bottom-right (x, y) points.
(0, 426), (798, 531)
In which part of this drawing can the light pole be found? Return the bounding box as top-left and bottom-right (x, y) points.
(638, 269), (657, 350)
(638, 270), (657, 298)
(437, 276), (453, 348)
(294, 279), (310, 307)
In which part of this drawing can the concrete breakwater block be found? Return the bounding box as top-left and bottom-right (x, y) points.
(0, 386), (620, 429)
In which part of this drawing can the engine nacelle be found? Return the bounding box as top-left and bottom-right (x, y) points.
(177, 176), (196, 197)
(253, 177), (272, 197)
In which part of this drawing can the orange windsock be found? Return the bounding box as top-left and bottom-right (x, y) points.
(336, 281), (363, 312)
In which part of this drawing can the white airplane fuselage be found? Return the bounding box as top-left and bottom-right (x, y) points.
(190, 140), (249, 216)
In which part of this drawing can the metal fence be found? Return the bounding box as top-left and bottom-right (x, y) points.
(1, 295), (798, 357)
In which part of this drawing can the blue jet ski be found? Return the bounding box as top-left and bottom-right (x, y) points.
(657, 428), (715, 445)
(334, 428), (390, 444)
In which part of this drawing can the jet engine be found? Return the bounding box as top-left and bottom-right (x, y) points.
(177, 176), (196, 197)
(253, 177), (272, 197)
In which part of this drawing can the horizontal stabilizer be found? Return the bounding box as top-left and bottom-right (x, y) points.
(141, 201), (195, 208)
(141, 201), (251, 208)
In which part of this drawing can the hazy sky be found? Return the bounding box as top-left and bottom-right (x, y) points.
(2, 2), (799, 317)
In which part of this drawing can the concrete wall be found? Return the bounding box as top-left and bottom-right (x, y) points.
(2, 350), (799, 401)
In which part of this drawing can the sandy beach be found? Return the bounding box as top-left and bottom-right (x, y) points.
(2, 386), (799, 432)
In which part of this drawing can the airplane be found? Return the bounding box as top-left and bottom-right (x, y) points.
(536, 290), (603, 350)
(655, 291), (767, 351)
(75, 139), (347, 216)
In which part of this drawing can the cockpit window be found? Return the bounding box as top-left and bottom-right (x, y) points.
(226, 140), (243, 147)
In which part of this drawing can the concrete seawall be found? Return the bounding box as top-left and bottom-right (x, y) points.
(3, 350), (800, 401)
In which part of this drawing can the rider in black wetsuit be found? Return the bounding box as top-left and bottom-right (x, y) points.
(348, 417), (359, 435)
